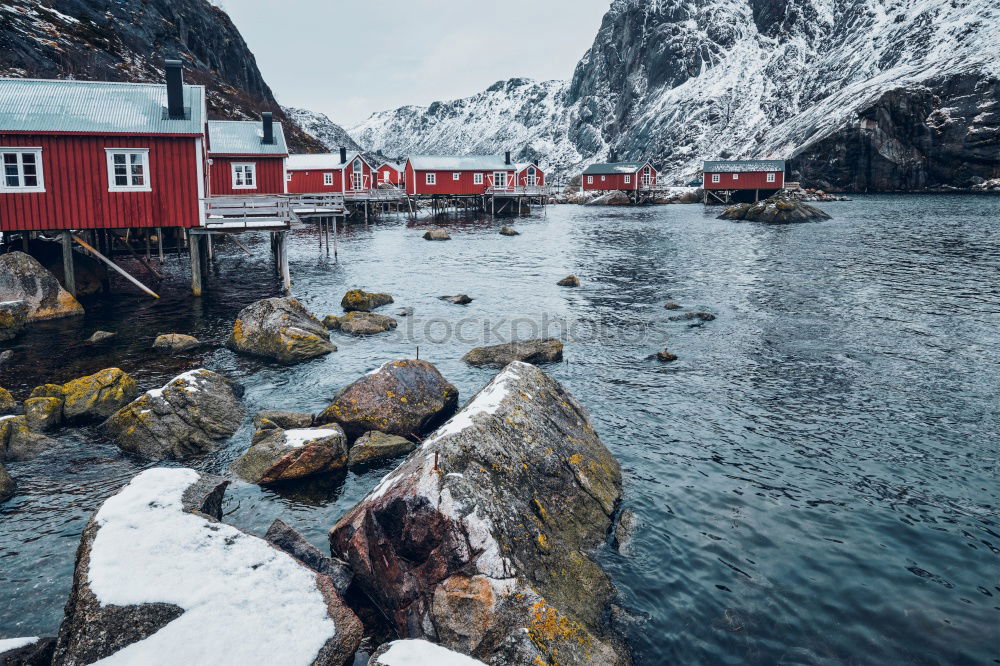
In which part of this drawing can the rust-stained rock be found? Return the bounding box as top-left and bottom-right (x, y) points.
(329, 362), (628, 665)
(227, 297), (335, 364)
(318, 359), (458, 440)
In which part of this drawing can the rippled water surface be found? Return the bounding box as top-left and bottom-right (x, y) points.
(2, 196), (998, 664)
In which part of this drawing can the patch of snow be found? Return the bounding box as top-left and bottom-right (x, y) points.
(88, 468), (336, 666)
(376, 639), (485, 665)
(0, 637), (39, 653)
(283, 427), (339, 449)
(424, 362), (526, 443)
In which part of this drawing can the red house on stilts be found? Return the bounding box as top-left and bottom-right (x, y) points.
(206, 116), (288, 196)
(514, 162), (545, 188)
(376, 160), (405, 187)
(702, 160), (786, 204)
(286, 149), (374, 195)
(404, 154), (517, 196)
(581, 160), (657, 193)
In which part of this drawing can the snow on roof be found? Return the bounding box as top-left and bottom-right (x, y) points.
(207, 120), (287, 156)
(407, 155), (513, 171)
(703, 160), (786, 173)
(87, 468), (337, 665)
(287, 153), (360, 171)
(582, 161), (650, 175)
(0, 78), (205, 135)
(376, 640), (485, 665)
(379, 161), (405, 172)
(514, 162), (542, 173)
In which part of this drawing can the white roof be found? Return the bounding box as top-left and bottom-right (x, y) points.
(514, 162), (541, 173)
(287, 153), (364, 171)
(408, 155), (512, 171)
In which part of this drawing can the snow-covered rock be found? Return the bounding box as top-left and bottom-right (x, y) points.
(368, 639), (485, 665)
(52, 468), (362, 666)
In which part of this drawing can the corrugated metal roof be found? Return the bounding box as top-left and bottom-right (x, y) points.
(207, 120), (287, 155)
(408, 155), (513, 171)
(582, 161), (649, 175)
(514, 162), (542, 172)
(703, 160), (786, 173)
(287, 153), (358, 170)
(378, 161), (405, 172)
(0, 78), (205, 135)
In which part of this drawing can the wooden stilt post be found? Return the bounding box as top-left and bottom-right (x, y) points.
(279, 231), (291, 295)
(189, 232), (202, 297)
(206, 232), (213, 261)
(156, 227), (165, 263)
(61, 230), (76, 296)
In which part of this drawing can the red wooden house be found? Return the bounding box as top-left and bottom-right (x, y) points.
(0, 61), (207, 232)
(286, 148), (374, 195)
(702, 160), (785, 203)
(206, 116), (288, 196)
(377, 160), (405, 187)
(404, 154), (517, 196)
(514, 162), (545, 188)
(581, 160), (656, 192)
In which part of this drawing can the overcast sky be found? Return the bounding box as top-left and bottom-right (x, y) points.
(217, 0), (611, 127)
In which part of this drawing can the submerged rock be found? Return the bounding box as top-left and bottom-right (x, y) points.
(499, 226), (520, 236)
(0, 252), (83, 321)
(318, 360), (458, 440)
(423, 228), (451, 241)
(85, 331), (116, 344)
(347, 431), (416, 468)
(233, 424), (348, 485)
(369, 640), (485, 665)
(461, 338), (563, 368)
(669, 311), (715, 322)
(439, 294), (472, 305)
(557, 274), (581, 287)
(265, 519), (353, 595)
(341, 290), (394, 313)
(718, 196), (832, 223)
(0, 387), (16, 415)
(329, 362), (627, 665)
(663, 301), (681, 310)
(152, 334), (201, 353)
(52, 468), (362, 666)
(656, 349), (678, 362)
(339, 312), (398, 336)
(0, 462), (15, 503)
(104, 369), (244, 460)
(0, 300), (28, 342)
(227, 297), (335, 364)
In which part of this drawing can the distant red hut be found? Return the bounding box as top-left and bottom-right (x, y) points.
(581, 161), (656, 192)
(405, 154), (517, 196)
(702, 160), (785, 203)
(286, 148), (374, 194)
(514, 162), (545, 187)
(206, 115), (287, 196)
(0, 62), (206, 232)
(377, 160), (405, 187)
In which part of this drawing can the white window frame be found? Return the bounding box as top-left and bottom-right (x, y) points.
(1, 148), (45, 192)
(493, 171), (507, 188)
(711, 173), (721, 183)
(426, 172), (436, 185)
(106, 148), (151, 192)
(733, 173), (739, 180)
(601, 175), (606, 182)
(286, 172), (292, 182)
(587, 176), (593, 184)
(453, 172), (461, 181)
(229, 162), (257, 190)
(767, 172), (776, 183)
(474, 173), (483, 185)
(323, 172), (334, 186)
(526, 167), (536, 187)
(624, 174), (631, 184)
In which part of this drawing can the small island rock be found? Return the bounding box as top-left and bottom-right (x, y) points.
(152, 334), (201, 353)
(718, 196), (832, 223)
(656, 349), (678, 362)
(339, 312), (398, 336)
(86, 331), (116, 344)
(233, 424), (348, 485)
(462, 338), (563, 368)
(557, 274), (581, 287)
(341, 289), (394, 313)
(439, 294), (472, 305)
(227, 297), (335, 364)
(499, 226), (520, 236)
(423, 228), (451, 241)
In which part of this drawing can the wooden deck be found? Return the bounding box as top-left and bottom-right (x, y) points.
(202, 195), (292, 230)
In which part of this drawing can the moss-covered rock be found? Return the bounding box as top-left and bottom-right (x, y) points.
(0, 251), (84, 321)
(0, 300), (28, 342)
(347, 431), (416, 468)
(338, 312), (398, 336)
(462, 338), (563, 368)
(252, 410), (314, 430)
(23, 397), (63, 432)
(4, 415), (56, 461)
(718, 195), (832, 222)
(152, 333), (201, 353)
(61, 368), (139, 424)
(499, 226), (520, 236)
(322, 315), (341, 330)
(0, 387), (16, 415)
(227, 297), (335, 364)
(340, 289), (394, 313)
(233, 424), (348, 485)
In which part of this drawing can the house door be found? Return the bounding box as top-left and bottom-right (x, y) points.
(526, 167), (536, 187)
(493, 172), (507, 189)
(353, 172), (364, 191)
(641, 167), (652, 188)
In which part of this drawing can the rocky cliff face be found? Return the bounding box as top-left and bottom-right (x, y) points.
(0, 0), (323, 152)
(284, 107), (363, 154)
(347, 0), (999, 190)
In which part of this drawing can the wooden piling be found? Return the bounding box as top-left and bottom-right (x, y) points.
(61, 230), (76, 296)
(189, 232), (202, 297)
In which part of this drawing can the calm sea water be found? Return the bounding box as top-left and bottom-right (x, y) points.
(1, 196), (998, 665)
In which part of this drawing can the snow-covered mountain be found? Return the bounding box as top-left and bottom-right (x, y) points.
(346, 0), (1000, 190)
(283, 107), (363, 154)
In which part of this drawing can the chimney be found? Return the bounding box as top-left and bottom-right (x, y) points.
(610, 150), (618, 163)
(505, 151), (511, 165)
(262, 112), (274, 145)
(533, 158), (540, 166)
(165, 59), (185, 120)
(340, 147), (348, 164)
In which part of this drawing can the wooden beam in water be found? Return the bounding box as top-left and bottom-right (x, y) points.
(72, 234), (160, 299)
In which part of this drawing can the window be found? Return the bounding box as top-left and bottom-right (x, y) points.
(733, 173), (739, 180)
(493, 172), (507, 188)
(453, 172), (461, 181)
(230, 162), (256, 189)
(1, 149), (44, 192)
(711, 173), (720, 183)
(286, 172), (292, 182)
(767, 172), (776, 183)
(601, 175), (606, 181)
(624, 175), (631, 184)
(526, 167), (536, 186)
(474, 173), (483, 185)
(323, 172), (334, 186)
(426, 172), (436, 185)
(106, 149), (150, 192)
(587, 176), (593, 184)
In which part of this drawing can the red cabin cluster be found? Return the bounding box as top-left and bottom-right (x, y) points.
(404, 153), (544, 197)
(286, 148), (375, 195)
(582, 161), (656, 192)
(702, 160), (786, 203)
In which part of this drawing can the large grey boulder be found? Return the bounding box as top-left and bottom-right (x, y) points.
(104, 369), (244, 460)
(318, 360), (458, 440)
(52, 468), (362, 666)
(0, 252), (83, 321)
(329, 362), (628, 665)
(0, 300), (28, 342)
(227, 298), (335, 364)
(461, 338), (563, 368)
(232, 423), (348, 485)
(1, 415), (56, 461)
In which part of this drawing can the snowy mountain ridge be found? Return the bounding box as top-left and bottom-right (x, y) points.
(345, 0), (1000, 189)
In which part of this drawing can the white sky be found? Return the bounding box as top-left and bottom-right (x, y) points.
(217, 0), (611, 126)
